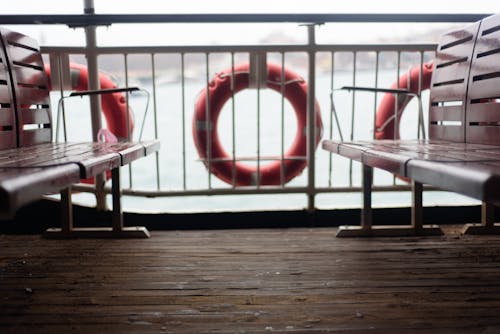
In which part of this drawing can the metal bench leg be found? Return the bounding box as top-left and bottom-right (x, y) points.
(61, 187), (73, 234)
(111, 166), (124, 232)
(109, 167), (150, 238)
(410, 181), (442, 236)
(463, 202), (500, 235)
(337, 168), (442, 237)
(361, 164), (373, 232)
(337, 165), (374, 237)
(44, 187), (74, 238)
(45, 187), (74, 237)
(482, 202), (495, 228)
(411, 181), (423, 233)
(45, 168), (150, 238)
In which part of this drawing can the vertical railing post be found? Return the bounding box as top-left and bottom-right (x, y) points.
(151, 54), (161, 190)
(349, 52), (357, 187)
(306, 24), (317, 212)
(83, 0), (107, 210)
(249, 52), (266, 187)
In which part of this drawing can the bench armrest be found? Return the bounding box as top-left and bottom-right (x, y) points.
(56, 86), (150, 143)
(69, 87), (140, 97)
(341, 86), (416, 95)
(339, 85), (426, 138)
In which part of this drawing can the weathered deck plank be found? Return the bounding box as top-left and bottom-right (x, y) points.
(1, 228), (500, 333)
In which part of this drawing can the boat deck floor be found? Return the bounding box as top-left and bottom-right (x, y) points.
(1, 227), (500, 333)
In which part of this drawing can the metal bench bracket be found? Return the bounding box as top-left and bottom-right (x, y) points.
(44, 167), (150, 239)
(336, 165), (443, 237)
(462, 202), (500, 235)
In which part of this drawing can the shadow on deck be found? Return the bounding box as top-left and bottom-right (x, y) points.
(0, 198), (494, 233)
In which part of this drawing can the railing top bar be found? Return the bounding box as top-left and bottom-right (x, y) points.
(0, 13), (492, 27)
(41, 43), (438, 54)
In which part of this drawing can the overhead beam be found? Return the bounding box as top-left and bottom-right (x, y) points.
(0, 13), (491, 27)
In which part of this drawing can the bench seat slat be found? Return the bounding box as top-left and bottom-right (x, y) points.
(0, 142), (84, 157)
(364, 145), (461, 161)
(323, 139), (500, 180)
(337, 143), (370, 161)
(0, 141), (155, 179)
(0, 143), (121, 178)
(407, 160), (500, 202)
(362, 150), (411, 175)
(324, 138), (500, 202)
(104, 142), (146, 165)
(0, 144), (117, 167)
(142, 139), (161, 156)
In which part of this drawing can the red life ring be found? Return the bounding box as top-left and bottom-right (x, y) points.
(45, 62), (134, 183)
(192, 62), (323, 186)
(375, 61), (433, 139)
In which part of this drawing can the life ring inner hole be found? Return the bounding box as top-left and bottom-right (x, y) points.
(216, 89), (299, 166)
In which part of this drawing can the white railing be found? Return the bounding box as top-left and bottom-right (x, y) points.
(14, 13), (483, 213)
(42, 40), (440, 212)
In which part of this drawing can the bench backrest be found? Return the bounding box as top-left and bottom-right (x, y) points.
(0, 29), (17, 149)
(0, 27), (52, 148)
(429, 14), (500, 145)
(428, 21), (481, 142)
(466, 15), (500, 145)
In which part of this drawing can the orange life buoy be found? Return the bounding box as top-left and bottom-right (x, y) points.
(45, 63), (134, 183)
(192, 62), (323, 186)
(375, 61), (434, 139)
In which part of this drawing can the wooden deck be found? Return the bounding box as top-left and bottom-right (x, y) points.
(2, 227), (500, 333)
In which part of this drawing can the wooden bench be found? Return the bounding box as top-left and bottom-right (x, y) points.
(0, 27), (160, 238)
(322, 14), (500, 237)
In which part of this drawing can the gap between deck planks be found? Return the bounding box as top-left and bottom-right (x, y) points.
(1, 228), (500, 333)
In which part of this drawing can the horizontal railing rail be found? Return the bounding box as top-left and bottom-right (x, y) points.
(43, 44), (438, 54)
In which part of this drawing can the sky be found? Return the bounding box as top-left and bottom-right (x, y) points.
(3, 1), (500, 46)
